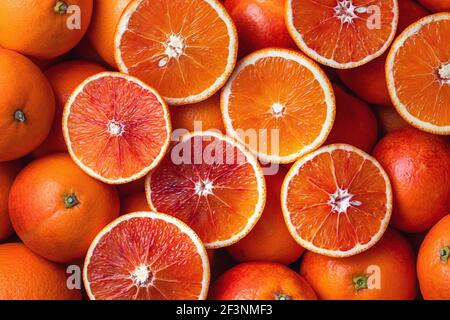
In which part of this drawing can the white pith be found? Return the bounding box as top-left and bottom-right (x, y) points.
(83, 212), (210, 300)
(145, 130), (267, 249)
(329, 188), (362, 214)
(62, 72), (172, 185)
(286, 0), (399, 69)
(221, 48), (336, 164)
(281, 144), (393, 258)
(386, 13), (450, 134)
(438, 63), (450, 83)
(108, 120), (125, 136)
(131, 264), (153, 287)
(114, 0), (238, 106)
(195, 179), (214, 196)
(271, 102), (286, 118)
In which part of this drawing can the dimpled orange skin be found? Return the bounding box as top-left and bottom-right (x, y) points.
(224, 0), (296, 56)
(210, 262), (317, 300)
(325, 86), (378, 153)
(87, 0), (132, 68)
(373, 127), (450, 233)
(34, 60), (106, 157)
(227, 170), (305, 265)
(418, 0), (450, 12)
(0, 49), (55, 162)
(417, 215), (450, 300)
(0, 0), (93, 59)
(375, 105), (409, 136)
(300, 229), (418, 300)
(8, 154), (120, 263)
(0, 243), (81, 300)
(0, 161), (22, 241)
(337, 0), (428, 106)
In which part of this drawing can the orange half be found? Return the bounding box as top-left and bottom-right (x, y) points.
(84, 212), (210, 300)
(63, 72), (171, 184)
(221, 48), (335, 164)
(286, 0), (399, 69)
(386, 13), (450, 135)
(115, 0), (237, 106)
(145, 131), (266, 249)
(281, 144), (392, 257)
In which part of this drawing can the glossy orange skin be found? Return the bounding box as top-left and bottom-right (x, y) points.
(87, 0), (132, 67)
(373, 127), (450, 232)
(120, 192), (150, 215)
(210, 262), (317, 300)
(170, 94), (225, 134)
(227, 169), (304, 265)
(9, 154), (120, 263)
(0, 243), (81, 300)
(300, 229), (418, 300)
(0, 49), (55, 161)
(0, 162), (22, 241)
(0, 0), (93, 59)
(337, 0), (428, 105)
(417, 215), (450, 300)
(224, 0), (296, 56)
(418, 0), (450, 12)
(34, 60), (106, 157)
(375, 105), (409, 136)
(325, 86), (378, 153)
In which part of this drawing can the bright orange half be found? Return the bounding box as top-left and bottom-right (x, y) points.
(63, 72), (171, 184)
(84, 212), (209, 300)
(386, 13), (450, 135)
(221, 48), (335, 164)
(286, 0), (398, 69)
(115, 0), (237, 106)
(281, 144), (392, 257)
(145, 131), (266, 249)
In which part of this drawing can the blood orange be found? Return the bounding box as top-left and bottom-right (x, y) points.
(84, 212), (210, 300)
(281, 144), (392, 257)
(146, 131), (266, 248)
(63, 72), (171, 184)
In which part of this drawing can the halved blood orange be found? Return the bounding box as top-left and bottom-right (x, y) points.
(145, 131), (266, 249)
(285, 0), (399, 69)
(84, 212), (210, 300)
(115, 0), (237, 106)
(63, 72), (171, 184)
(221, 48), (335, 164)
(386, 13), (450, 135)
(281, 144), (392, 257)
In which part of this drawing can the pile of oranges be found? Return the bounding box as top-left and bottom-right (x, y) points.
(0, 0), (449, 300)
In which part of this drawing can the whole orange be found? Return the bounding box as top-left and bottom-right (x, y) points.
(373, 127), (450, 233)
(0, 1), (93, 59)
(418, 0), (450, 12)
(0, 49), (55, 161)
(210, 262), (317, 300)
(337, 0), (428, 105)
(0, 161), (22, 242)
(120, 192), (150, 215)
(375, 105), (409, 136)
(224, 0), (296, 56)
(227, 169), (305, 265)
(87, 0), (132, 67)
(417, 214), (450, 300)
(0, 243), (81, 300)
(300, 229), (417, 300)
(117, 177), (145, 198)
(325, 86), (378, 153)
(170, 94), (225, 134)
(9, 154), (120, 263)
(34, 60), (106, 157)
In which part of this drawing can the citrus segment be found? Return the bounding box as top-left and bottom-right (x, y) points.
(386, 13), (450, 134)
(115, 0), (237, 105)
(63, 72), (171, 184)
(221, 48), (335, 164)
(84, 212), (210, 300)
(146, 131), (266, 248)
(286, 0), (398, 68)
(281, 144), (392, 257)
